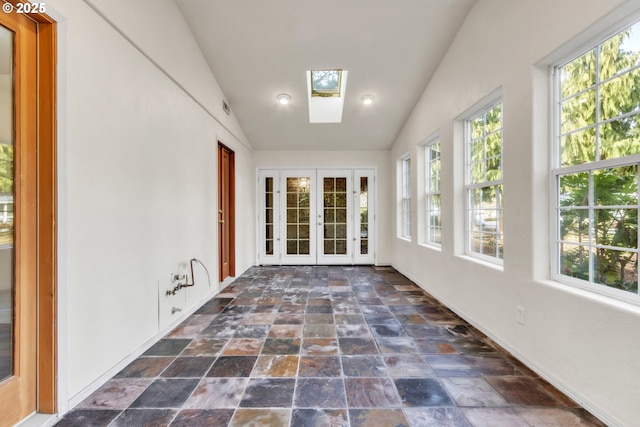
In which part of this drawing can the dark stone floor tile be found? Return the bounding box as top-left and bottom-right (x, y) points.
(77, 378), (152, 410)
(252, 355), (299, 377)
(167, 315), (216, 338)
(349, 409), (409, 427)
(425, 355), (477, 377)
(274, 313), (305, 324)
(394, 378), (454, 407)
(207, 356), (257, 377)
(261, 338), (301, 355)
(198, 324), (237, 339)
(302, 324), (336, 338)
(143, 339), (191, 356)
(341, 355), (387, 377)
(305, 305), (333, 314)
(183, 378), (248, 408)
(222, 338), (265, 355)
(394, 314), (429, 325)
(55, 410), (121, 427)
(297, 356), (342, 377)
(486, 376), (563, 406)
(181, 338), (228, 357)
(301, 338), (339, 355)
(461, 407), (526, 427)
(413, 339), (458, 355)
(345, 377), (401, 408)
(130, 378), (199, 408)
(403, 325), (453, 339)
(233, 325), (270, 338)
(464, 355), (518, 376)
(290, 409), (348, 427)
(334, 314), (366, 325)
(441, 377), (508, 407)
(239, 378), (295, 407)
(338, 338), (379, 355)
(111, 408), (177, 427)
(403, 407), (471, 427)
(304, 314), (334, 324)
(229, 408), (291, 426)
(451, 337), (499, 356)
(115, 357), (174, 378)
(336, 324), (372, 338)
(370, 324), (407, 337)
(384, 355), (432, 377)
(161, 357), (215, 378)
(278, 303), (306, 314)
(294, 378), (346, 408)
(375, 337), (418, 354)
(171, 409), (234, 427)
(194, 298), (232, 314)
(364, 314), (399, 326)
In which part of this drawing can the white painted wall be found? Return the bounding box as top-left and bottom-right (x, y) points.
(389, 0), (640, 425)
(47, 0), (255, 403)
(254, 150), (392, 265)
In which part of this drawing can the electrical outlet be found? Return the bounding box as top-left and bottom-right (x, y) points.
(517, 306), (525, 325)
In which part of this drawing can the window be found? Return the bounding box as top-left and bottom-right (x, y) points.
(554, 20), (640, 298)
(401, 156), (411, 238)
(425, 137), (441, 246)
(465, 101), (503, 262)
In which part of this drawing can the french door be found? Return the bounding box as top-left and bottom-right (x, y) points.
(258, 169), (374, 265)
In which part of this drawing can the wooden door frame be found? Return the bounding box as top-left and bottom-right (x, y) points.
(218, 142), (235, 281)
(34, 10), (57, 414)
(0, 0), (57, 417)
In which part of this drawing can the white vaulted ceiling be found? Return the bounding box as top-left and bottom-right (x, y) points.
(175, 0), (477, 150)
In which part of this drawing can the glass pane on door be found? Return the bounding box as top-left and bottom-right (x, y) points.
(360, 177), (369, 255)
(323, 177), (348, 255)
(286, 177), (311, 255)
(0, 25), (14, 382)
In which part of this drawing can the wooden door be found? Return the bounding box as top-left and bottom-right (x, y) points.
(0, 5), (56, 424)
(218, 143), (235, 281)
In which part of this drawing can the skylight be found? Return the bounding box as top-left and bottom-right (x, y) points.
(311, 70), (342, 97)
(307, 69), (348, 123)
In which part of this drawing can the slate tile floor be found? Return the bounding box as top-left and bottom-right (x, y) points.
(56, 266), (605, 427)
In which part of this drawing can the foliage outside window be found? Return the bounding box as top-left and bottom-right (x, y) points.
(0, 143), (14, 246)
(401, 157), (411, 238)
(555, 21), (640, 297)
(465, 102), (503, 262)
(311, 70), (342, 97)
(425, 138), (441, 246)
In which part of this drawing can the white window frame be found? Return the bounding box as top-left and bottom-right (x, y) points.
(551, 17), (640, 303)
(399, 155), (411, 239)
(424, 135), (442, 248)
(464, 97), (504, 265)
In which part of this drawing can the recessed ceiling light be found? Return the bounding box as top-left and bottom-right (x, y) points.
(361, 94), (374, 105)
(277, 93), (291, 105)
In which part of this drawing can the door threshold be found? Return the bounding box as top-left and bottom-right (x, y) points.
(15, 413), (58, 427)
